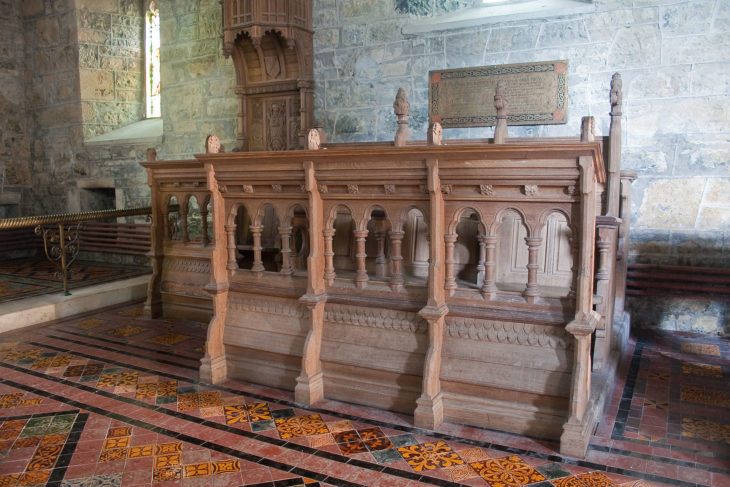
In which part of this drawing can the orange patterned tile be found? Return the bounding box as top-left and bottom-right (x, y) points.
(247, 402), (272, 421)
(155, 442), (182, 455)
(17, 470), (50, 486)
(155, 453), (182, 468)
(445, 463), (480, 482)
(225, 404), (249, 424)
(99, 447), (128, 462)
(682, 362), (723, 378)
(681, 343), (720, 356)
(457, 447), (490, 463)
(153, 466), (181, 482)
(103, 437), (130, 449)
(184, 462), (211, 477)
(275, 414), (328, 439)
(398, 440), (464, 471)
(576, 471), (617, 487)
(128, 444), (154, 458)
(211, 459), (240, 474)
(107, 427), (132, 438)
(33, 444), (62, 458)
(552, 476), (587, 487)
(0, 474), (20, 487)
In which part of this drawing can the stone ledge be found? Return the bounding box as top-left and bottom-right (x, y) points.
(0, 275), (149, 334)
(85, 118), (163, 146)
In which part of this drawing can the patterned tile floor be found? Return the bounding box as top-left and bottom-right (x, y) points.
(0, 259), (150, 304)
(0, 302), (727, 486)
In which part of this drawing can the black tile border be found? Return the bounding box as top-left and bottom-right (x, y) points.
(46, 411), (88, 486)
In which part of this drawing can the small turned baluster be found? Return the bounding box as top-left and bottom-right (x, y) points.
(353, 229), (369, 289)
(524, 236), (543, 303)
(389, 230), (405, 292)
(476, 235), (487, 287)
(250, 225), (265, 275)
(279, 225), (293, 275)
(225, 224), (237, 270)
(444, 234), (458, 294)
(323, 228), (335, 285)
(375, 230), (387, 277)
(481, 235), (498, 298)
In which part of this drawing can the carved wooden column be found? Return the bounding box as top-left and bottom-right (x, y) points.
(250, 224), (264, 275)
(614, 170), (637, 324)
(389, 230), (405, 292)
(323, 227), (335, 285)
(295, 161), (326, 405)
(444, 234), (458, 294)
(143, 167), (164, 318)
(414, 158), (448, 430)
(524, 236), (543, 303)
(606, 73), (622, 217)
(225, 224), (237, 270)
(476, 235), (487, 287)
(560, 155), (601, 458)
(279, 225), (293, 275)
(481, 235), (498, 298)
(180, 201), (189, 243)
(375, 229), (387, 277)
(201, 205), (210, 246)
(200, 163), (229, 384)
(353, 229), (369, 289)
(593, 217), (618, 371)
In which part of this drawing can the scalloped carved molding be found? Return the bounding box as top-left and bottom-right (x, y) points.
(163, 258), (211, 274)
(446, 317), (572, 349)
(325, 303), (427, 333)
(229, 294), (306, 318)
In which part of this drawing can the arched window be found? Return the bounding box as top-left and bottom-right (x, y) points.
(145, 2), (161, 118)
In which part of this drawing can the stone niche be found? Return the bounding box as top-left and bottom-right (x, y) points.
(221, 0), (314, 151)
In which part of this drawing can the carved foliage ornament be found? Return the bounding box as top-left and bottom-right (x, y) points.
(384, 184), (396, 195)
(446, 317), (572, 350)
(347, 184), (359, 194)
(523, 185), (538, 196)
(479, 184), (494, 196)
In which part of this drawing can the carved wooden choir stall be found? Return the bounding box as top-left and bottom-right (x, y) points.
(141, 71), (633, 458)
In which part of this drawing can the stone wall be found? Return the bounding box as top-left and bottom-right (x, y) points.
(77, 0), (145, 140)
(0, 0), (31, 217)
(312, 0), (730, 269)
(157, 0), (237, 159)
(21, 0), (83, 215)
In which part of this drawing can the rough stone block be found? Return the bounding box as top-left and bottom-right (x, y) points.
(76, 0), (117, 12)
(659, 1), (715, 35)
(339, 0), (390, 20)
(445, 30), (488, 67)
(636, 178), (705, 229)
(663, 33), (730, 64)
(537, 19), (589, 48)
(487, 25), (539, 52)
(609, 24), (660, 68)
(691, 62), (730, 96)
(697, 207), (730, 231)
(80, 69), (115, 100)
(21, 0), (43, 17)
(36, 18), (61, 47)
(626, 65), (690, 99)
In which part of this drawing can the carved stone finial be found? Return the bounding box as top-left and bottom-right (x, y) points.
(206, 135), (221, 154)
(494, 81), (508, 144)
(610, 72), (622, 116)
(393, 88), (410, 147)
(307, 128), (320, 150)
(146, 147), (157, 161)
(581, 116), (595, 142)
(427, 122), (442, 146)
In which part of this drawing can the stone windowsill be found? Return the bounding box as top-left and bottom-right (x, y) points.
(402, 0), (595, 34)
(85, 118), (163, 146)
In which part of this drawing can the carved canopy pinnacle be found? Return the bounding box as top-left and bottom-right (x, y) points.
(393, 88), (410, 117)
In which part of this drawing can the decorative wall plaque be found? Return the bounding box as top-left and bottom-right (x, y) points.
(429, 60), (568, 128)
